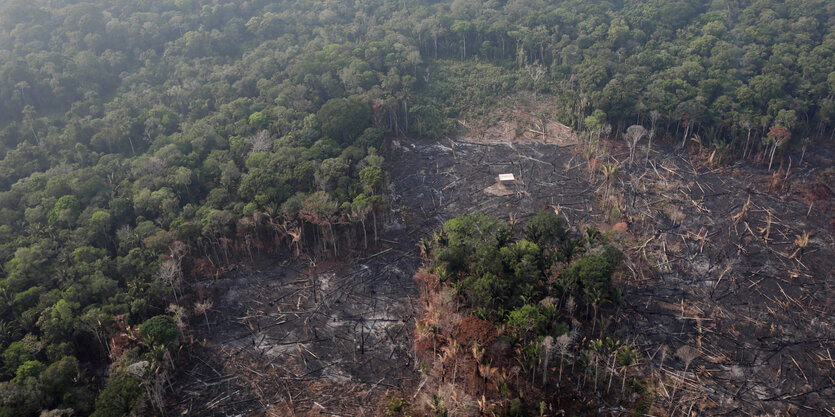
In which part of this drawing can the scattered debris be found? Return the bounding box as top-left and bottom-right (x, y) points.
(170, 94), (834, 416)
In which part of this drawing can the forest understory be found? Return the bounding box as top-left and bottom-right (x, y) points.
(170, 95), (834, 416)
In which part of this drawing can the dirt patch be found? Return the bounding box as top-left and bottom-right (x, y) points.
(458, 93), (579, 146)
(483, 181), (514, 196)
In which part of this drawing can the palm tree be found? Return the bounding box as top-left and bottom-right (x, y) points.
(440, 341), (461, 384)
(349, 195), (372, 250)
(277, 220), (303, 257)
(617, 345), (638, 395)
(600, 162), (618, 199)
(301, 191), (339, 256)
(585, 286), (605, 335)
(589, 338), (604, 392)
(478, 363), (498, 391)
(509, 212), (519, 232)
(472, 341), (485, 367)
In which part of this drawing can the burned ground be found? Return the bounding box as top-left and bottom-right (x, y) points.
(610, 143), (835, 416)
(392, 129), (834, 415)
(170, 250), (422, 416)
(169, 126), (604, 415)
(170, 97), (833, 416)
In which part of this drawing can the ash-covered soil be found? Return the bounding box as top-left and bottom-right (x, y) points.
(610, 143), (835, 416)
(169, 249), (422, 416)
(388, 137), (601, 234)
(169, 134), (605, 416)
(393, 134), (835, 416)
(170, 108), (833, 415)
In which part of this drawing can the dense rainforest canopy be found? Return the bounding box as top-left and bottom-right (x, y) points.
(0, 0), (832, 415)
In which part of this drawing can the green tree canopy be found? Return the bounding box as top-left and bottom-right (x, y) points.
(138, 315), (178, 348)
(316, 97), (371, 145)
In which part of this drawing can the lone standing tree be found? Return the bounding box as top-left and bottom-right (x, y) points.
(624, 124), (647, 167)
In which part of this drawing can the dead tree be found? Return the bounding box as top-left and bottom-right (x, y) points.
(670, 345), (699, 415)
(194, 299), (214, 331)
(625, 125), (647, 167)
(524, 60), (547, 98)
(156, 259), (183, 303)
(646, 110), (660, 165)
(248, 130), (273, 155)
(765, 127), (790, 172)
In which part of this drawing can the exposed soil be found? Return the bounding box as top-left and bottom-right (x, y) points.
(170, 94), (834, 416)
